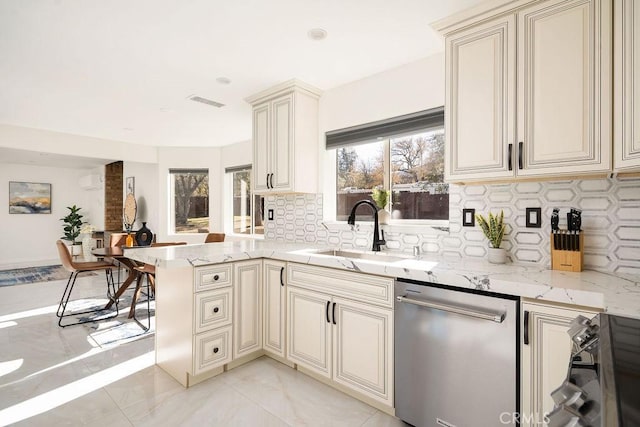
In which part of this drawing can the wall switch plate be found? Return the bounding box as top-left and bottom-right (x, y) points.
(526, 207), (542, 228)
(268, 209), (274, 221)
(462, 208), (475, 227)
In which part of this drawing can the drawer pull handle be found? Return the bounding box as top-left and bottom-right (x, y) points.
(213, 275), (219, 281)
(213, 347), (219, 354)
(213, 307), (219, 313)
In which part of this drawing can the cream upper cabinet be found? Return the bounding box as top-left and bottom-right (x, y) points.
(263, 260), (286, 358)
(517, 0), (611, 176)
(233, 260), (263, 359)
(246, 80), (321, 194)
(445, 14), (516, 180)
(520, 301), (598, 427)
(441, 0), (612, 182)
(614, 0), (640, 171)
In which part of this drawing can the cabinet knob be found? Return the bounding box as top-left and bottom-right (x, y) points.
(213, 275), (219, 281)
(213, 307), (219, 313)
(213, 347), (219, 354)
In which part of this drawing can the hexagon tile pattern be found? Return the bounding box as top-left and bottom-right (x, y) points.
(264, 177), (640, 274)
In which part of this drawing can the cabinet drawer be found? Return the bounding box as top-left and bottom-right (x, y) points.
(194, 265), (232, 292)
(287, 263), (394, 308)
(194, 287), (232, 334)
(193, 325), (232, 376)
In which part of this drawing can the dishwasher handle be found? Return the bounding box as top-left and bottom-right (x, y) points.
(396, 295), (505, 323)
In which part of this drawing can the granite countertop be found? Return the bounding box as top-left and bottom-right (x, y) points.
(124, 240), (640, 319)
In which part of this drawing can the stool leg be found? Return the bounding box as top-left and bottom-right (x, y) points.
(57, 272), (78, 319)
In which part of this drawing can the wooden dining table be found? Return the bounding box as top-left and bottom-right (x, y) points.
(91, 246), (141, 318)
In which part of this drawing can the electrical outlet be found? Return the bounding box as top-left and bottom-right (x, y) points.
(268, 209), (274, 221)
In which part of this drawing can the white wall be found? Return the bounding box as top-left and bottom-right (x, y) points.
(0, 124), (158, 163)
(156, 146), (223, 244)
(0, 163), (100, 266)
(318, 53), (446, 218)
(123, 161), (159, 236)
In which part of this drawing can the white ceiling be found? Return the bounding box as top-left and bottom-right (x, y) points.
(0, 0), (484, 149)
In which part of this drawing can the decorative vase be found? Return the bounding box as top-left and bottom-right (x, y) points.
(378, 209), (390, 225)
(487, 247), (507, 264)
(136, 222), (153, 246)
(81, 234), (93, 259)
(125, 233), (134, 247)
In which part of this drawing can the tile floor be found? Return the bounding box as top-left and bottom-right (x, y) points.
(0, 274), (404, 426)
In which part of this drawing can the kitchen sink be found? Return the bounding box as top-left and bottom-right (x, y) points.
(312, 249), (409, 263)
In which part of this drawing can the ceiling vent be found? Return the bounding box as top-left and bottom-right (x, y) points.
(188, 95), (225, 108)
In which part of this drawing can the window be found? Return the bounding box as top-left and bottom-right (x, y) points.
(330, 108), (448, 222)
(227, 165), (264, 235)
(169, 169), (209, 234)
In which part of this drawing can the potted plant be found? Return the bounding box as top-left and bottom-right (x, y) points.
(60, 205), (85, 256)
(476, 210), (507, 264)
(371, 187), (391, 224)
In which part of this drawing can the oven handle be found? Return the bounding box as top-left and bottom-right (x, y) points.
(396, 295), (505, 323)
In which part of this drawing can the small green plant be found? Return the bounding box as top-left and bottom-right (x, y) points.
(371, 187), (390, 210)
(60, 205), (85, 244)
(476, 210), (506, 249)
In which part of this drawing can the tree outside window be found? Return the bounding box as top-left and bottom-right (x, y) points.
(336, 128), (448, 222)
(170, 169), (209, 233)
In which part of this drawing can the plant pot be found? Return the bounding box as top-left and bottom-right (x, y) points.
(487, 247), (507, 264)
(70, 243), (82, 256)
(378, 209), (390, 225)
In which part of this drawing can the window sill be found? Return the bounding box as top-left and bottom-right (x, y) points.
(321, 220), (449, 235)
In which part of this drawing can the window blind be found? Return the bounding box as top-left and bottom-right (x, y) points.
(325, 106), (444, 149)
(224, 164), (252, 174)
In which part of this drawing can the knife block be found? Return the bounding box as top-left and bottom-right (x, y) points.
(550, 233), (584, 272)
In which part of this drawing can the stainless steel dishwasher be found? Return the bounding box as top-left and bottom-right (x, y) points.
(395, 279), (519, 427)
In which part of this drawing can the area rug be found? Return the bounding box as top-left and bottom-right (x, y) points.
(0, 265), (96, 286)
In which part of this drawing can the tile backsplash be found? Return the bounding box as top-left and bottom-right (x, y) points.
(264, 177), (640, 274)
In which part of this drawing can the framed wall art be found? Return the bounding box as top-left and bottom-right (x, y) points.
(9, 181), (52, 214)
(126, 176), (135, 196)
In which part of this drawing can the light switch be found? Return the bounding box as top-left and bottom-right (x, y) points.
(268, 209), (274, 221)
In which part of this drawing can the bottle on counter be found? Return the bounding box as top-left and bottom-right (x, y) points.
(125, 233), (134, 247)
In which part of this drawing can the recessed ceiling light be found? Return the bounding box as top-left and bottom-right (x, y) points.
(307, 28), (328, 41)
(123, 127), (134, 131)
(216, 77), (232, 85)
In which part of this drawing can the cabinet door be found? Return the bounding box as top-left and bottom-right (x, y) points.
(517, 0), (611, 176)
(332, 297), (393, 406)
(445, 14), (516, 181)
(614, 0), (640, 171)
(286, 287), (332, 378)
(263, 260), (286, 358)
(271, 94), (293, 191)
(233, 260), (262, 359)
(521, 302), (597, 427)
(253, 103), (271, 192)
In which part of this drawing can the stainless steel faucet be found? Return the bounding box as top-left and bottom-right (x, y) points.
(347, 200), (386, 252)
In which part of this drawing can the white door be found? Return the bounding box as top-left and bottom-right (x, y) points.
(517, 0), (611, 176)
(614, 0), (640, 171)
(332, 297), (393, 406)
(233, 260), (263, 359)
(286, 286), (332, 378)
(445, 14), (516, 181)
(263, 260), (286, 358)
(521, 302), (597, 427)
(253, 103), (271, 192)
(271, 94), (293, 191)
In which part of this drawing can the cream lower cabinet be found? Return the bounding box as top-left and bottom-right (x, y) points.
(233, 260), (263, 359)
(520, 301), (598, 427)
(263, 260), (286, 358)
(286, 263), (394, 408)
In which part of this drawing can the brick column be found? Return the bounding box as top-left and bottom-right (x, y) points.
(104, 161), (123, 231)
